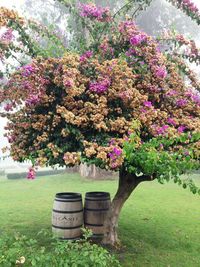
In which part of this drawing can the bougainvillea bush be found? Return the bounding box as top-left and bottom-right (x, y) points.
(0, 1), (200, 246)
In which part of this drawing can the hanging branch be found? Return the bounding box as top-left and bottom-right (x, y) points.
(112, 0), (153, 19)
(166, 0), (200, 25)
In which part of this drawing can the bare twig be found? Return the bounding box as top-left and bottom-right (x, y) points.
(113, 0), (136, 19)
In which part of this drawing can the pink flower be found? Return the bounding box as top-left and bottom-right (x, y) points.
(0, 28), (13, 44)
(165, 90), (178, 97)
(125, 48), (136, 57)
(156, 125), (169, 135)
(80, 50), (93, 62)
(99, 41), (114, 56)
(64, 79), (73, 87)
(108, 147), (122, 161)
(192, 94), (200, 105)
(130, 34), (146, 46)
(140, 108), (147, 113)
(21, 65), (36, 77)
(109, 139), (115, 145)
(155, 66), (167, 79)
(4, 103), (13, 111)
(143, 101), (152, 108)
(89, 78), (110, 93)
(167, 117), (176, 126)
(182, 0), (199, 13)
(25, 94), (40, 106)
(27, 167), (36, 180)
(22, 80), (32, 90)
(113, 147), (122, 156)
(78, 3), (111, 22)
(178, 126), (186, 133)
(119, 91), (131, 100)
(185, 89), (200, 106)
(176, 99), (188, 107)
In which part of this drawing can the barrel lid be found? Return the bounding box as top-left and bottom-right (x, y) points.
(85, 192), (110, 198)
(55, 192), (82, 199)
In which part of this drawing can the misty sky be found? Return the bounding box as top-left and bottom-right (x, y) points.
(1, 0), (200, 8)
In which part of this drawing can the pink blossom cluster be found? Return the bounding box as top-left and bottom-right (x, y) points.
(155, 66), (167, 79)
(125, 48), (137, 57)
(80, 50), (93, 62)
(154, 120), (186, 135)
(108, 147), (122, 159)
(78, 3), (111, 22)
(182, 0), (199, 13)
(27, 167), (36, 180)
(25, 94), (40, 106)
(176, 98), (188, 107)
(0, 28), (13, 44)
(89, 78), (111, 93)
(165, 89), (178, 97)
(167, 117), (177, 126)
(177, 125), (186, 133)
(64, 79), (73, 87)
(99, 39), (114, 56)
(118, 20), (136, 34)
(156, 125), (169, 135)
(22, 80), (32, 90)
(175, 34), (199, 60)
(162, 31), (199, 61)
(147, 85), (161, 93)
(108, 147), (123, 169)
(4, 103), (13, 111)
(185, 89), (200, 105)
(118, 21), (169, 83)
(130, 33), (147, 46)
(21, 65), (36, 77)
(143, 101), (153, 108)
(119, 90), (131, 100)
(175, 34), (190, 45)
(168, 0), (200, 23)
(191, 94), (200, 105)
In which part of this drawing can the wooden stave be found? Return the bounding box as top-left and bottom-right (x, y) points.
(52, 192), (83, 240)
(84, 192), (111, 239)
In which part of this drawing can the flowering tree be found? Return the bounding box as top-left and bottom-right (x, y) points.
(0, 1), (200, 246)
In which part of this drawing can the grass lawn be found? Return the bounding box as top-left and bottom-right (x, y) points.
(0, 172), (199, 267)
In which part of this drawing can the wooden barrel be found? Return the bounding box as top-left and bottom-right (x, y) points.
(52, 192), (83, 240)
(84, 191), (111, 239)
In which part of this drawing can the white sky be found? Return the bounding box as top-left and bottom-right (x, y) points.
(1, 0), (200, 12)
(0, 0), (198, 8)
(0, 0), (200, 160)
(2, 0), (200, 8)
(1, 0), (24, 9)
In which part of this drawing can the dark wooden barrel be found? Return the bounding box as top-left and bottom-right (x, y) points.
(52, 192), (83, 240)
(84, 192), (111, 239)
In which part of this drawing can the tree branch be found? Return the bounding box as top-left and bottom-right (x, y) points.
(137, 173), (156, 183)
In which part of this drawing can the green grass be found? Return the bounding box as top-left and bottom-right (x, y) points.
(0, 172), (200, 267)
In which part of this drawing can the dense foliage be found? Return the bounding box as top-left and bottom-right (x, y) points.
(0, 230), (120, 267)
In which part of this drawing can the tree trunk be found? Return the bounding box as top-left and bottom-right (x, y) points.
(102, 168), (153, 247)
